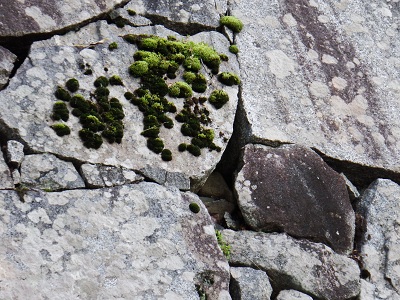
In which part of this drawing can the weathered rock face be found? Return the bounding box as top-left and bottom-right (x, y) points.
(357, 179), (400, 299)
(223, 229), (360, 300)
(276, 290), (313, 300)
(235, 144), (355, 254)
(231, 0), (400, 174)
(0, 0), (128, 37)
(0, 20), (239, 191)
(0, 46), (16, 89)
(0, 152), (13, 189)
(0, 183), (231, 299)
(20, 153), (85, 190)
(230, 267), (273, 300)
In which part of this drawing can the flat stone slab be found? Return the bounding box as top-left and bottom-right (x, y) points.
(0, 183), (230, 299)
(0, 21), (239, 191)
(0, 46), (16, 89)
(235, 144), (355, 254)
(223, 229), (360, 300)
(231, 0), (400, 173)
(0, 0), (127, 37)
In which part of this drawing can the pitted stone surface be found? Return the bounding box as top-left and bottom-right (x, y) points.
(235, 144), (355, 254)
(0, 183), (231, 299)
(0, 0), (127, 37)
(230, 267), (273, 300)
(276, 290), (313, 300)
(0, 21), (239, 191)
(20, 153), (85, 190)
(0, 46), (16, 89)
(0, 151), (13, 189)
(6, 140), (24, 167)
(231, 0), (400, 173)
(223, 229), (361, 300)
(357, 179), (400, 299)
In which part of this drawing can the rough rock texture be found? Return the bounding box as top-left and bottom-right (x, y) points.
(0, 152), (13, 189)
(0, 0), (128, 37)
(223, 229), (360, 300)
(125, 0), (227, 33)
(231, 0), (400, 174)
(230, 267), (273, 300)
(357, 179), (400, 299)
(0, 183), (231, 299)
(276, 290), (313, 300)
(20, 153), (85, 190)
(140, 165), (190, 191)
(235, 144), (355, 254)
(6, 140), (24, 167)
(0, 46), (16, 89)
(81, 163), (143, 188)
(0, 20), (239, 191)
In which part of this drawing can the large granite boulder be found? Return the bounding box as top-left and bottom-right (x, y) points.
(223, 229), (360, 300)
(235, 144), (355, 254)
(230, 0), (400, 176)
(0, 183), (231, 299)
(0, 0), (128, 37)
(0, 46), (16, 89)
(357, 179), (400, 299)
(0, 20), (239, 191)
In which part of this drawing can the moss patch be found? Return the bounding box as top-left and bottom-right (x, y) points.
(220, 16), (244, 33)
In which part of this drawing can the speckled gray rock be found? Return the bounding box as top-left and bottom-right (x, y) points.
(0, 21), (239, 191)
(223, 229), (360, 300)
(0, 152), (13, 189)
(20, 153), (85, 190)
(235, 144), (355, 254)
(0, 46), (16, 89)
(81, 163), (143, 188)
(125, 0), (227, 32)
(357, 179), (400, 299)
(0, 183), (231, 299)
(276, 290), (313, 300)
(231, 0), (400, 174)
(6, 140), (24, 167)
(230, 267), (273, 300)
(0, 0), (128, 37)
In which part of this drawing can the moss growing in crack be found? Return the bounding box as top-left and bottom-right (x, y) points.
(209, 90), (229, 109)
(51, 123), (70, 136)
(52, 101), (69, 121)
(55, 87), (71, 102)
(169, 82), (193, 98)
(66, 78), (79, 92)
(108, 42), (118, 51)
(215, 229), (231, 259)
(109, 75), (124, 86)
(229, 45), (239, 54)
(218, 72), (240, 86)
(220, 16), (244, 33)
(161, 149), (172, 161)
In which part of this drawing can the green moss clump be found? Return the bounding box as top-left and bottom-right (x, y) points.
(94, 76), (109, 88)
(192, 74), (207, 93)
(51, 123), (70, 136)
(218, 72), (240, 86)
(79, 129), (103, 149)
(66, 78), (79, 93)
(229, 45), (239, 54)
(183, 56), (201, 72)
(216, 229), (231, 259)
(52, 101), (69, 121)
(109, 75), (124, 86)
(189, 202), (200, 213)
(139, 37), (159, 51)
(127, 9), (136, 16)
(141, 127), (160, 138)
(129, 61), (149, 77)
(161, 149), (172, 161)
(219, 53), (229, 61)
(220, 16), (244, 33)
(108, 42), (118, 50)
(187, 144), (201, 156)
(147, 137), (164, 154)
(183, 72), (197, 84)
(178, 143), (187, 152)
(209, 90), (229, 109)
(141, 75), (169, 96)
(54, 87), (71, 101)
(169, 82), (193, 98)
(84, 69), (93, 75)
(80, 114), (105, 132)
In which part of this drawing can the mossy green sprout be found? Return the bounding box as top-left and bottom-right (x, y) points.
(189, 202), (201, 213)
(79, 129), (103, 149)
(108, 42), (118, 51)
(218, 72), (240, 86)
(52, 101), (69, 121)
(129, 61), (149, 77)
(66, 78), (79, 93)
(169, 82), (193, 98)
(220, 16), (244, 33)
(51, 123), (70, 136)
(109, 75), (124, 86)
(229, 45), (239, 54)
(209, 90), (229, 109)
(215, 230), (231, 259)
(161, 149), (172, 161)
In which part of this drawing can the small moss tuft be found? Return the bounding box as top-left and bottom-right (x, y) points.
(129, 61), (149, 77)
(109, 75), (124, 86)
(169, 82), (193, 98)
(127, 9), (136, 16)
(189, 202), (201, 213)
(192, 74), (207, 93)
(218, 72), (240, 86)
(183, 56), (202, 72)
(79, 129), (103, 149)
(161, 149), (172, 161)
(220, 16), (244, 33)
(108, 42), (118, 51)
(55, 87), (71, 101)
(209, 90), (229, 109)
(66, 78), (79, 93)
(51, 123), (71, 136)
(187, 144), (201, 156)
(178, 143), (187, 152)
(229, 45), (239, 54)
(147, 137), (164, 154)
(52, 101), (69, 121)
(94, 76), (109, 88)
